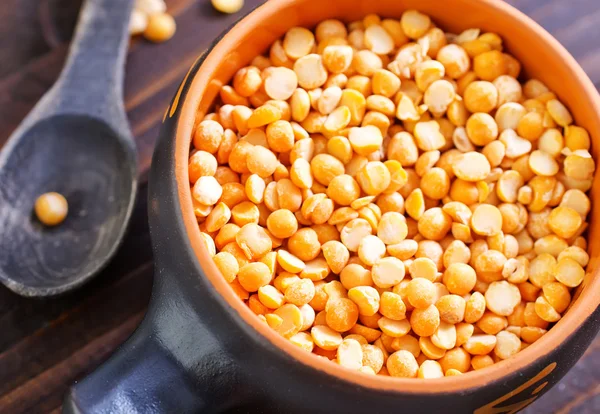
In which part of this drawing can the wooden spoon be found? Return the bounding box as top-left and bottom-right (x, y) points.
(0, 0), (137, 297)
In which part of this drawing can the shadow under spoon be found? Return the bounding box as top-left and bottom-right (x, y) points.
(0, 0), (138, 297)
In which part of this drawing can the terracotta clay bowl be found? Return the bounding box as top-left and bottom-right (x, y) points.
(64, 0), (600, 413)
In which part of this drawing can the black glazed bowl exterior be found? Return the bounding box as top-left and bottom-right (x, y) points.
(63, 0), (600, 413)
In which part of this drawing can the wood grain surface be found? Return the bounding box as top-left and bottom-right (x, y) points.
(0, 0), (598, 412)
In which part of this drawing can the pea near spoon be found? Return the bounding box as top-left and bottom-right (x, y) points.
(0, 0), (138, 297)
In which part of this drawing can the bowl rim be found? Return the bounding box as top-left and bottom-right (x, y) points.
(173, 0), (600, 393)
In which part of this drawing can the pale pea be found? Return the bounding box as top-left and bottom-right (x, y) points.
(418, 360), (444, 379)
(424, 80), (456, 117)
(493, 75), (522, 106)
(546, 99), (573, 127)
(466, 112), (498, 146)
(496, 170), (524, 203)
(337, 338), (364, 370)
(353, 50), (383, 77)
(317, 86), (343, 115)
(554, 258), (584, 288)
(387, 350), (419, 378)
(283, 27), (315, 60)
(495, 102), (526, 131)
(413, 121), (446, 151)
(372, 69), (401, 98)
(410, 305), (440, 337)
(372, 257), (406, 288)
(285, 279), (316, 306)
(557, 246), (589, 268)
(321, 240), (350, 274)
(358, 235), (387, 266)
(528, 150), (559, 176)
(341, 218), (373, 252)
(244, 174), (266, 204)
(322, 45), (353, 74)
(264, 67), (298, 101)
(396, 95), (421, 121)
(453, 152), (491, 182)
(205, 202), (231, 232)
(356, 161), (391, 196)
(548, 206), (582, 239)
(534, 296), (561, 323)
(419, 336), (445, 360)
(349, 125), (384, 156)
(431, 322), (457, 350)
(463, 334), (497, 355)
(415, 60), (445, 92)
(471, 204), (503, 236)
(464, 81), (498, 113)
(378, 317), (412, 338)
(387, 240), (419, 261)
(377, 212), (408, 245)
(348, 286), (381, 316)
(407, 277), (436, 309)
(499, 129), (532, 159)
(193, 176), (223, 206)
(409, 257), (438, 282)
(277, 250), (306, 273)
(258, 285), (285, 309)
(494, 331), (521, 360)
(324, 106), (351, 133)
(364, 24), (394, 55)
(538, 129), (564, 157)
(213, 251), (239, 283)
(437, 44), (471, 79)
(311, 325), (343, 350)
(436, 295), (466, 324)
(294, 54), (328, 90)
(485, 281), (521, 316)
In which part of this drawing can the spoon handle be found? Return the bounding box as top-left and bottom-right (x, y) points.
(54, 0), (136, 124)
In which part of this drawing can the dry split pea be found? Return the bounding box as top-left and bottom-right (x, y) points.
(34, 192), (69, 226)
(189, 11), (595, 378)
(129, 0), (177, 43)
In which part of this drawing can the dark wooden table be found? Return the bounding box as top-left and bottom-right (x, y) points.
(0, 0), (599, 412)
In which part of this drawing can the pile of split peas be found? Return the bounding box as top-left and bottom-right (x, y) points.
(188, 10), (595, 378)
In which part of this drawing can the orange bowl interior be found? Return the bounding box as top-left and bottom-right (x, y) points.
(174, 0), (600, 392)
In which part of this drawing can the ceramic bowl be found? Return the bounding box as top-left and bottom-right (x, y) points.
(64, 0), (600, 413)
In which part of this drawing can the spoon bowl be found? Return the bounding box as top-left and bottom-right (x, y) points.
(0, 115), (136, 296)
(0, 0), (137, 297)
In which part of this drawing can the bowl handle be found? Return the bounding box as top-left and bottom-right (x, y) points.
(62, 320), (207, 414)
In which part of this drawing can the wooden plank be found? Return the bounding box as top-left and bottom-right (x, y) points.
(525, 0), (600, 33)
(0, 0), (52, 77)
(505, 0), (600, 84)
(0, 259), (152, 397)
(0, 48), (68, 147)
(38, 0), (83, 48)
(547, 6), (600, 62)
(0, 312), (145, 414)
(504, 0), (556, 15)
